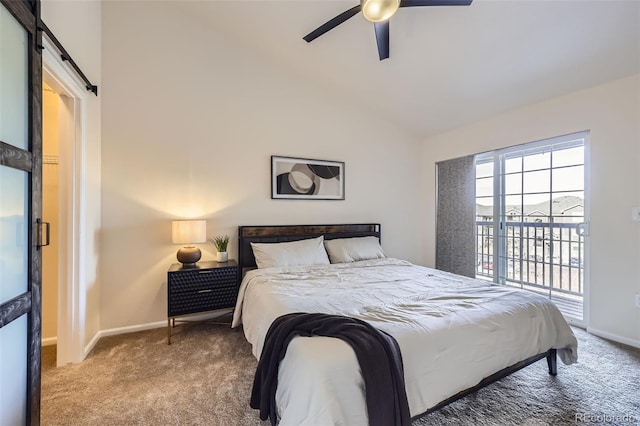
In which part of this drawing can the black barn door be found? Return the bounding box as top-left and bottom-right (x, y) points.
(0, 0), (42, 424)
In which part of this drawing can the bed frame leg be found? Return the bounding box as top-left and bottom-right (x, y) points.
(546, 349), (557, 376)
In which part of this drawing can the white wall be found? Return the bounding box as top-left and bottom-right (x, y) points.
(100, 1), (422, 330)
(40, 0), (102, 350)
(420, 74), (640, 346)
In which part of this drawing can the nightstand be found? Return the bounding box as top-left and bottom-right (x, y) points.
(167, 260), (239, 344)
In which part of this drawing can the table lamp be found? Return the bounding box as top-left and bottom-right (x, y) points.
(172, 220), (206, 267)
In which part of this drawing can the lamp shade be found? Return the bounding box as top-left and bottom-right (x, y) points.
(171, 220), (206, 245)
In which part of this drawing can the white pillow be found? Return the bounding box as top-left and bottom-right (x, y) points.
(324, 236), (385, 264)
(250, 236), (330, 269)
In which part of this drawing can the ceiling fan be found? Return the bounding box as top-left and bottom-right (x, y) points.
(303, 0), (473, 61)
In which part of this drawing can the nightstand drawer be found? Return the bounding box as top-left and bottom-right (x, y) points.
(166, 260), (240, 344)
(168, 267), (237, 293)
(168, 282), (238, 317)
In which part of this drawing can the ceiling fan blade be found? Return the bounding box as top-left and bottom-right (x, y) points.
(303, 5), (362, 42)
(400, 0), (472, 7)
(374, 21), (390, 61)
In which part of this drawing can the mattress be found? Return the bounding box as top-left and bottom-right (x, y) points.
(232, 258), (578, 425)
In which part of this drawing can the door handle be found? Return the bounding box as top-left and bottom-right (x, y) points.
(575, 222), (589, 237)
(36, 218), (50, 250)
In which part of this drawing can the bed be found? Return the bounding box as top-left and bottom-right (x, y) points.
(232, 224), (578, 425)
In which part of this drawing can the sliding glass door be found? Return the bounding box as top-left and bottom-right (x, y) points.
(475, 132), (588, 321)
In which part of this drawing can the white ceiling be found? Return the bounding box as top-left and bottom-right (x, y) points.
(181, 0), (640, 139)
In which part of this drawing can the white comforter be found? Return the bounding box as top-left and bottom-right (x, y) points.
(232, 258), (578, 426)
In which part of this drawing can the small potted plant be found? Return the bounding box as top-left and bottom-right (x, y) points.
(211, 235), (229, 262)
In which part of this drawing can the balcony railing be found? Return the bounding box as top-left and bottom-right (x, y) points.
(476, 220), (584, 318)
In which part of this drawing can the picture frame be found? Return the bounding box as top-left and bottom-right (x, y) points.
(271, 156), (345, 200)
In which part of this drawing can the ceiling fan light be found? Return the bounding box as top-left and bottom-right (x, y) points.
(361, 0), (400, 23)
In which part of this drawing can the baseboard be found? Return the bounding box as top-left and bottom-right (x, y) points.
(82, 314), (232, 358)
(84, 331), (101, 359)
(42, 337), (57, 347)
(82, 321), (166, 358)
(564, 316), (586, 329)
(84, 321), (167, 358)
(99, 320), (167, 338)
(587, 327), (640, 349)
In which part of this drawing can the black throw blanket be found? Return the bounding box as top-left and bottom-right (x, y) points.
(250, 312), (411, 426)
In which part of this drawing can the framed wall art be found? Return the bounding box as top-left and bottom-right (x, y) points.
(271, 156), (345, 200)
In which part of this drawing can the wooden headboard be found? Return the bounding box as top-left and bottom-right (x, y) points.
(237, 223), (381, 276)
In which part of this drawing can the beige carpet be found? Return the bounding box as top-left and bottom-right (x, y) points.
(41, 323), (639, 425)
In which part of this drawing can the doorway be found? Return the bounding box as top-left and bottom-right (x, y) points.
(41, 82), (61, 356)
(42, 40), (89, 366)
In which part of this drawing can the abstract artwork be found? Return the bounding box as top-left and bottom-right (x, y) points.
(271, 156), (345, 200)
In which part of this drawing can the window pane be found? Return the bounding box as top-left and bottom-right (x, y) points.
(503, 194), (522, 222)
(0, 166), (29, 303)
(552, 191), (584, 222)
(475, 176), (493, 197)
(504, 173), (522, 195)
(476, 196), (493, 207)
(504, 154), (522, 173)
(476, 197), (493, 221)
(523, 193), (549, 221)
(0, 314), (27, 426)
(523, 150), (551, 171)
(523, 169), (550, 194)
(552, 146), (584, 168)
(503, 210), (521, 222)
(0, 5), (28, 150)
(475, 161), (493, 178)
(552, 165), (584, 192)
(504, 194), (522, 208)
